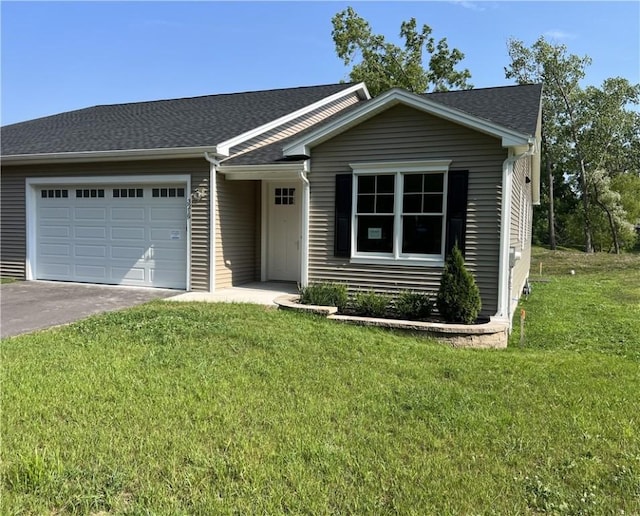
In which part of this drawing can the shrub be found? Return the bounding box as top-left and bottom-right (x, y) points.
(436, 246), (482, 324)
(352, 290), (391, 318)
(394, 291), (433, 321)
(298, 282), (348, 310)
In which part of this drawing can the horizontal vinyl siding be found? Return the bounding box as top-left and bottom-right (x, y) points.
(308, 104), (507, 316)
(510, 156), (533, 313)
(229, 92), (361, 157)
(0, 172), (26, 278)
(215, 176), (259, 289)
(0, 159), (210, 290)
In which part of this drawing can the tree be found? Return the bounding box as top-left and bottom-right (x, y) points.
(331, 7), (472, 96)
(505, 36), (592, 251)
(506, 37), (640, 253)
(436, 246), (481, 324)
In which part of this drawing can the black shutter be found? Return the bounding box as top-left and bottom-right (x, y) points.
(445, 170), (469, 257)
(334, 174), (352, 258)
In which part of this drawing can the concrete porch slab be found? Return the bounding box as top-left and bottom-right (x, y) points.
(166, 282), (298, 306)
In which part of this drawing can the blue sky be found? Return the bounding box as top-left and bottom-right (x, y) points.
(1, 1), (638, 125)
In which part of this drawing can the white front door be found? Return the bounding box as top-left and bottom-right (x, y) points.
(267, 182), (301, 281)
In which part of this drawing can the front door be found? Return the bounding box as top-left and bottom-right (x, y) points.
(267, 182), (301, 281)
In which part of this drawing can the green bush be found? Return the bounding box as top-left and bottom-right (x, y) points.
(352, 290), (391, 318)
(298, 282), (348, 310)
(436, 246), (482, 324)
(394, 291), (433, 321)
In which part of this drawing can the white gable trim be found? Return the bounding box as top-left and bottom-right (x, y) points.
(214, 83), (370, 157)
(284, 88), (535, 157)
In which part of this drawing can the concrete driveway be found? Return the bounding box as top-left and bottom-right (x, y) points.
(0, 281), (179, 338)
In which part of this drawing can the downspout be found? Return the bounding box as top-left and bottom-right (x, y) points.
(496, 143), (535, 326)
(204, 152), (220, 292)
(298, 168), (310, 287)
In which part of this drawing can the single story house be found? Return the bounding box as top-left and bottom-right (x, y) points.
(0, 81), (542, 325)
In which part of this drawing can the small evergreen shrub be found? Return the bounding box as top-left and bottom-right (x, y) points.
(394, 291), (433, 321)
(436, 245), (482, 324)
(352, 290), (391, 318)
(298, 282), (348, 310)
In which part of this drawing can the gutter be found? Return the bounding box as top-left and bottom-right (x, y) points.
(204, 152), (221, 292)
(298, 169), (310, 287)
(495, 142), (535, 327)
(1, 146), (217, 165)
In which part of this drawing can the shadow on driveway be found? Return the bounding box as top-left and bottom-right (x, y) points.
(1, 281), (179, 338)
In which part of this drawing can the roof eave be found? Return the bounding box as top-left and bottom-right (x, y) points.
(283, 88), (535, 157)
(1, 146), (220, 165)
(214, 82), (371, 156)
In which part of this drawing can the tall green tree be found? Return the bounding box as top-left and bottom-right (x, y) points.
(505, 36), (592, 251)
(332, 7), (472, 96)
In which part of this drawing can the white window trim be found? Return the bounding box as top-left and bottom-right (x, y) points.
(349, 160), (451, 266)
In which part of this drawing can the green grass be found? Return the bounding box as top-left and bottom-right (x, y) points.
(1, 248), (639, 514)
(0, 277), (17, 285)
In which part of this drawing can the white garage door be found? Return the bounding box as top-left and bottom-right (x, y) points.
(36, 184), (188, 289)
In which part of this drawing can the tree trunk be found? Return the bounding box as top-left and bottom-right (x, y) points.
(544, 138), (557, 250)
(578, 159), (594, 253)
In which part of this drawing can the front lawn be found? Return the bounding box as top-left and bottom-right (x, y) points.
(1, 248), (639, 514)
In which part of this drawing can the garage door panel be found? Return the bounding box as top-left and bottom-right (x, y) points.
(112, 267), (146, 282)
(40, 263), (72, 277)
(40, 243), (71, 257)
(111, 246), (146, 259)
(74, 245), (107, 258)
(40, 207), (71, 220)
(111, 227), (145, 240)
(36, 182), (187, 289)
(75, 226), (107, 239)
(40, 226), (70, 238)
(75, 207), (107, 221)
(75, 264), (108, 280)
(150, 207), (184, 221)
(111, 207), (145, 221)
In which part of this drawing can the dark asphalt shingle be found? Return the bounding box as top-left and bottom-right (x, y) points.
(223, 83), (543, 166)
(424, 83), (542, 136)
(1, 83), (356, 156)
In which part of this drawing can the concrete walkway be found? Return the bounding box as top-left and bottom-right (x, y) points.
(167, 282), (298, 306)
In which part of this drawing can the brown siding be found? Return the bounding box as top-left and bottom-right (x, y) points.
(0, 158), (210, 291)
(308, 104), (508, 317)
(215, 175), (260, 288)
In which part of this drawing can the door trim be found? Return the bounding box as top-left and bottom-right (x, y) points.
(263, 180), (302, 282)
(25, 174), (192, 289)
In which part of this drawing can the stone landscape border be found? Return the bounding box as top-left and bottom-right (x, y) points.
(275, 295), (509, 349)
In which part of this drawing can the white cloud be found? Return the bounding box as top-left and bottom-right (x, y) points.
(449, 0), (486, 12)
(543, 30), (577, 41)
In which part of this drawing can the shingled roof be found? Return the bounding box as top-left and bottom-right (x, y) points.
(0, 83), (357, 156)
(223, 83), (543, 166)
(424, 83), (542, 136)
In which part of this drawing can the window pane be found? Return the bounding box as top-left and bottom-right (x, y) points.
(404, 174), (422, 193)
(358, 175), (375, 194)
(137, 189), (143, 198)
(152, 188), (159, 197)
(377, 174), (394, 193)
(177, 188), (185, 197)
(357, 195), (375, 213)
(98, 190), (104, 198)
(402, 215), (443, 254)
(357, 216), (394, 253)
(376, 194), (394, 213)
(423, 173), (444, 192)
(403, 193), (422, 213)
(423, 194), (443, 212)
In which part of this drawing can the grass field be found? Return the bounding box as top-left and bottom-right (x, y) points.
(1, 248), (639, 514)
